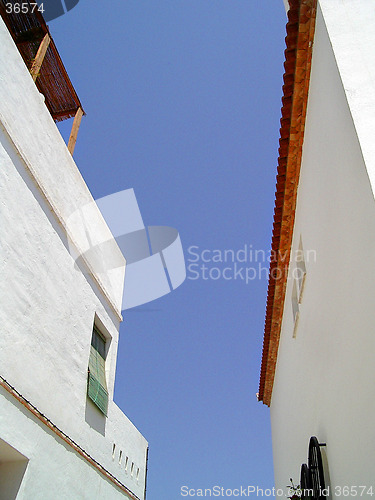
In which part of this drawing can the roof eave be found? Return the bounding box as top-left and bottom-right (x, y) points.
(258, 0), (317, 406)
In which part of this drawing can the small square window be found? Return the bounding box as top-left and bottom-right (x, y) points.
(87, 325), (108, 416)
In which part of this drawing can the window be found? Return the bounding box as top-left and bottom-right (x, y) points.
(295, 238), (306, 302)
(292, 279), (300, 338)
(87, 324), (108, 416)
(292, 237), (306, 338)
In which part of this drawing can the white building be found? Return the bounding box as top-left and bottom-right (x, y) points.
(0, 4), (148, 499)
(259, 0), (375, 496)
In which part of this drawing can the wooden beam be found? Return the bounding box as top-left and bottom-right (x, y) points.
(52, 109), (80, 120)
(30, 33), (50, 82)
(67, 107), (84, 155)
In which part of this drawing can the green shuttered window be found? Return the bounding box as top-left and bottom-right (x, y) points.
(87, 326), (108, 416)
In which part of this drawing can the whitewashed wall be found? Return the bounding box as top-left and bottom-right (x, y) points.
(0, 389), (145, 500)
(271, 3), (375, 492)
(0, 17), (147, 500)
(319, 0), (375, 200)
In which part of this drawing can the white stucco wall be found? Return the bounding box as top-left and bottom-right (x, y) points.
(0, 17), (147, 499)
(270, 4), (375, 492)
(0, 387), (144, 500)
(319, 0), (375, 202)
(0, 17), (125, 318)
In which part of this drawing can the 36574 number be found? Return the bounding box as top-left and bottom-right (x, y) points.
(335, 486), (374, 497)
(5, 3), (44, 14)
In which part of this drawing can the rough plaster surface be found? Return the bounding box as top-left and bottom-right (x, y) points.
(270, 5), (375, 490)
(0, 17), (125, 318)
(0, 18), (147, 499)
(0, 389), (143, 500)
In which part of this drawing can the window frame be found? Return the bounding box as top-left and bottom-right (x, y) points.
(87, 324), (109, 416)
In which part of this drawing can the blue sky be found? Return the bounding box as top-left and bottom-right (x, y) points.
(53, 1), (287, 497)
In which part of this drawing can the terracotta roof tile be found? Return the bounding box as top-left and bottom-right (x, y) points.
(258, 0), (317, 406)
